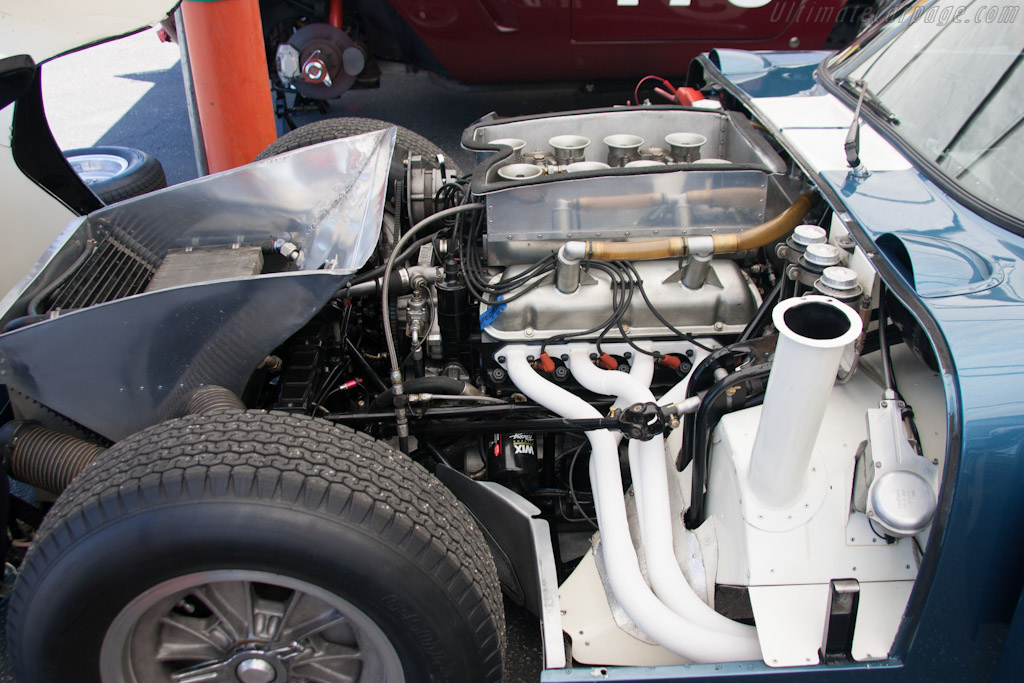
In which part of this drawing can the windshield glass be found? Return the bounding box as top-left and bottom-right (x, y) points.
(828, 0), (1023, 221)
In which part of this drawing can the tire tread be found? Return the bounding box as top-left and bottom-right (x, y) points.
(9, 411), (504, 682)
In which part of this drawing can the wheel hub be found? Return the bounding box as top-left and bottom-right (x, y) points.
(171, 645), (295, 683)
(283, 23), (358, 98)
(236, 656), (277, 683)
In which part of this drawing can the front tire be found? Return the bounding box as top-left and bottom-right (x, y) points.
(255, 117), (462, 175)
(7, 412), (505, 683)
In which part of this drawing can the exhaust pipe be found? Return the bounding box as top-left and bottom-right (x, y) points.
(505, 346), (762, 662)
(748, 296), (862, 508)
(567, 347), (755, 640)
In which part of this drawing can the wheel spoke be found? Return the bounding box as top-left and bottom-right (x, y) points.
(289, 643), (362, 683)
(279, 591), (348, 643)
(193, 581), (254, 642)
(169, 658), (235, 683)
(155, 613), (230, 662)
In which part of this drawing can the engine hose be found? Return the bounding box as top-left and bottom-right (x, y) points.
(2, 422), (105, 494)
(710, 191), (815, 253)
(563, 192), (816, 262)
(683, 364), (771, 529)
(27, 239), (97, 316)
(370, 376), (479, 409)
(185, 386), (246, 415)
(738, 277), (785, 343)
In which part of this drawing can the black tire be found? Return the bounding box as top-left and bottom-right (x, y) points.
(62, 146), (167, 204)
(256, 117), (462, 175)
(7, 411), (505, 683)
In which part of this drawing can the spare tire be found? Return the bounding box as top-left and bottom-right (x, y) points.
(63, 146), (167, 205)
(256, 117), (462, 175)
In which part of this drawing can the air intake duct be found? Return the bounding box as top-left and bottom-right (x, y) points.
(1, 422), (106, 494)
(748, 296), (862, 507)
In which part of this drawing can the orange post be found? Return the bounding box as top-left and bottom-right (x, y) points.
(180, 0), (277, 173)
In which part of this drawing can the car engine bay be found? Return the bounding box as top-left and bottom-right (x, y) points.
(0, 102), (948, 671)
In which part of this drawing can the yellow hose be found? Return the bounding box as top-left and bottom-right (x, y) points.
(586, 237), (688, 261)
(571, 192), (816, 261)
(711, 192), (815, 253)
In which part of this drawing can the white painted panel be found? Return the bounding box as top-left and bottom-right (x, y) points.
(754, 95), (856, 130)
(851, 581), (913, 661)
(781, 128), (912, 173)
(559, 549), (689, 667)
(748, 584), (830, 667)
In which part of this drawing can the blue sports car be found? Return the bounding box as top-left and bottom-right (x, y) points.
(0, 1), (1021, 681)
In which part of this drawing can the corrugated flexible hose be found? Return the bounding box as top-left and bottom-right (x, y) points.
(4, 423), (105, 494)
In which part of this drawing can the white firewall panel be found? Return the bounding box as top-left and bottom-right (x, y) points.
(748, 584), (830, 667)
(852, 581), (913, 661)
(559, 549), (688, 667)
(706, 371), (918, 587)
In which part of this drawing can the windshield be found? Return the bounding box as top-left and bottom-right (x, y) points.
(828, 0), (1023, 221)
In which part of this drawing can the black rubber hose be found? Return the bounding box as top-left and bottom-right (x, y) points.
(2, 422), (105, 494)
(877, 286), (897, 392)
(27, 239), (97, 316)
(349, 235), (436, 286)
(683, 364), (771, 529)
(185, 386), (245, 415)
(371, 376), (472, 409)
(739, 277), (785, 343)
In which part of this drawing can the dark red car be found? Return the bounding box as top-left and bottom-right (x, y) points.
(262, 0), (869, 99)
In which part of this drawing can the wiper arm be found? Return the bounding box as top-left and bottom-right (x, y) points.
(840, 78), (900, 178)
(843, 79), (870, 177)
(839, 77), (900, 125)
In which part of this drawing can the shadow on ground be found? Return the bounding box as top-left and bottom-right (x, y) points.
(92, 63), (197, 186)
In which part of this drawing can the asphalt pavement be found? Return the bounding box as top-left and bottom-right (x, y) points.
(8, 25), (639, 683)
(42, 29), (633, 185)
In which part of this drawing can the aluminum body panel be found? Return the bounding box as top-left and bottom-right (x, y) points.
(1, 129), (395, 326)
(0, 131), (394, 439)
(0, 271), (346, 441)
(435, 464), (565, 670)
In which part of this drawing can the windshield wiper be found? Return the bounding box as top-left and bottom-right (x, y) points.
(839, 77), (900, 125)
(840, 78), (901, 178)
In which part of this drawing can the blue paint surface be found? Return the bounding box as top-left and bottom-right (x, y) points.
(546, 44), (1024, 683)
